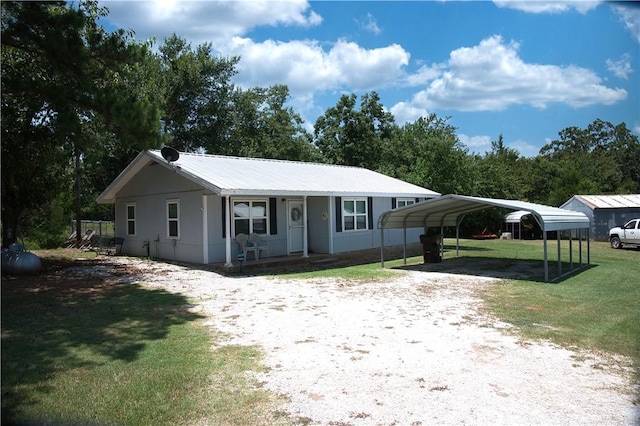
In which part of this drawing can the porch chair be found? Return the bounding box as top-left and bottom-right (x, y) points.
(249, 233), (269, 260)
(107, 237), (125, 255)
(235, 233), (257, 261)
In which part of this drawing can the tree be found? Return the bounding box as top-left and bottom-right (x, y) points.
(381, 114), (473, 195)
(1, 1), (162, 247)
(538, 119), (638, 205)
(314, 92), (395, 169)
(222, 85), (318, 161)
(471, 134), (524, 199)
(158, 34), (239, 153)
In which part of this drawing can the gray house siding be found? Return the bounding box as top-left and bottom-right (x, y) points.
(115, 163), (205, 264)
(307, 196), (331, 254)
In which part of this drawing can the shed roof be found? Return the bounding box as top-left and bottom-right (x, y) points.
(97, 150), (440, 203)
(562, 194), (640, 209)
(504, 210), (532, 223)
(378, 194), (590, 232)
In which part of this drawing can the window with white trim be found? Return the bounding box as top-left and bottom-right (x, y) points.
(126, 203), (136, 236)
(342, 198), (368, 231)
(397, 198), (416, 208)
(167, 200), (180, 238)
(233, 200), (268, 235)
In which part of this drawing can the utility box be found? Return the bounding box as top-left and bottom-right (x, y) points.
(419, 234), (442, 263)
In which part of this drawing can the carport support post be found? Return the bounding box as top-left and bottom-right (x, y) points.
(543, 230), (549, 282)
(403, 227), (407, 264)
(557, 232), (562, 278)
(569, 232), (573, 270)
(579, 229), (583, 266)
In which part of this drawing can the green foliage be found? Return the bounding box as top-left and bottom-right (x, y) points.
(158, 34), (239, 153)
(223, 85), (319, 160)
(1, 1), (163, 247)
(314, 92), (395, 169)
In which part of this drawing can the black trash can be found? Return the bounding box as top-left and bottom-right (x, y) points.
(419, 234), (442, 263)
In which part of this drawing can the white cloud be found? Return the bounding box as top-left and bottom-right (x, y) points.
(606, 54), (633, 79)
(611, 3), (640, 43)
(493, 1), (600, 14)
(395, 35), (627, 113)
(357, 13), (382, 35)
(404, 64), (444, 86)
(102, 0), (322, 46)
(228, 37), (410, 94)
(389, 102), (429, 125)
(458, 134), (492, 152)
(509, 139), (540, 157)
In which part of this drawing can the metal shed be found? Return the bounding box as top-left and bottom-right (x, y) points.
(378, 194), (591, 282)
(560, 194), (640, 241)
(504, 210), (532, 240)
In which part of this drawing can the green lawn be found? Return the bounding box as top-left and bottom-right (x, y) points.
(1, 253), (281, 426)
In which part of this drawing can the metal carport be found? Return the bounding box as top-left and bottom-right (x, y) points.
(378, 194), (591, 282)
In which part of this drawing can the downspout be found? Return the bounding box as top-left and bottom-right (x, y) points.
(224, 195), (232, 267)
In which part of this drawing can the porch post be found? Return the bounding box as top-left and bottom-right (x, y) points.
(380, 226), (385, 268)
(303, 196), (309, 258)
(202, 195), (208, 264)
(224, 195), (232, 267)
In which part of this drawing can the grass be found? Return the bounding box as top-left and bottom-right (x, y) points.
(478, 240), (640, 364)
(1, 251), (281, 426)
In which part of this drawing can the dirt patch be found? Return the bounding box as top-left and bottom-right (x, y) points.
(12, 255), (639, 425)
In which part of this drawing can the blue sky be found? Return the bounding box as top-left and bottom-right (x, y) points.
(101, 1), (639, 157)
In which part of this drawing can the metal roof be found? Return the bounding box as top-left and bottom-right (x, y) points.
(97, 150), (440, 203)
(504, 210), (532, 223)
(562, 194), (640, 209)
(378, 194), (590, 232)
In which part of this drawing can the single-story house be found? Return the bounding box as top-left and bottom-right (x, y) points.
(560, 194), (640, 241)
(97, 149), (440, 266)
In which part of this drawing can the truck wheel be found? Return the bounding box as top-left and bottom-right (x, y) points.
(610, 236), (622, 249)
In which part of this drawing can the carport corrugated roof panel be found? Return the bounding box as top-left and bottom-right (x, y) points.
(379, 194), (590, 232)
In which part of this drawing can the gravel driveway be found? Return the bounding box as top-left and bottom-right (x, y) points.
(109, 257), (638, 425)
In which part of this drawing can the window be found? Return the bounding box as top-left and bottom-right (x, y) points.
(343, 198), (368, 231)
(397, 198), (415, 208)
(126, 203), (136, 236)
(167, 200), (180, 238)
(234, 200), (268, 235)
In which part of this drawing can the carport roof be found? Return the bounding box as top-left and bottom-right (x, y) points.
(378, 194), (590, 232)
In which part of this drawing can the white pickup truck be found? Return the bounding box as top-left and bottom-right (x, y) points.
(609, 218), (640, 249)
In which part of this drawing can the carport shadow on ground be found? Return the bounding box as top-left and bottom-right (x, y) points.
(393, 254), (596, 283)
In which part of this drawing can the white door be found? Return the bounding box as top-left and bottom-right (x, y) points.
(623, 219), (640, 244)
(288, 200), (304, 253)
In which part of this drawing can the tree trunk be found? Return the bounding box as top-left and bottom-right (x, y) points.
(74, 149), (82, 246)
(1, 209), (20, 249)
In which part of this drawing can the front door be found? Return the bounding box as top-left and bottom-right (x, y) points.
(288, 200), (304, 253)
